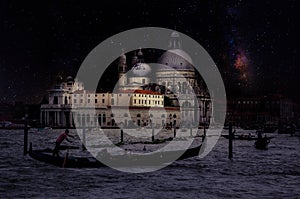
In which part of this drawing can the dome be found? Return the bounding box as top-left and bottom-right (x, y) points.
(158, 49), (194, 71)
(66, 76), (73, 82)
(131, 63), (151, 76)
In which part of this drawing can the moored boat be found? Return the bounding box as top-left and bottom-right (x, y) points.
(221, 134), (257, 141)
(254, 138), (270, 150)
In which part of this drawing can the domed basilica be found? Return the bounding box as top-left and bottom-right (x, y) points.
(40, 32), (213, 128)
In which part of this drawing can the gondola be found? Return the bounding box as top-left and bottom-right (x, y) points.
(28, 142), (202, 168)
(221, 134), (258, 141)
(254, 138), (270, 150)
(221, 134), (274, 141)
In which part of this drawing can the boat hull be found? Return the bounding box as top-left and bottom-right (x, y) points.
(254, 139), (270, 150)
(29, 144), (202, 168)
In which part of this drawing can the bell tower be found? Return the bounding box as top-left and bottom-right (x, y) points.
(118, 53), (127, 89)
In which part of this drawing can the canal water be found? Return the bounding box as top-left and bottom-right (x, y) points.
(0, 129), (299, 198)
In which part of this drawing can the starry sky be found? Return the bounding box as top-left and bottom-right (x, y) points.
(0, 0), (297, 104)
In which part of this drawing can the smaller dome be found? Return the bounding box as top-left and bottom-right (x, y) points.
(171, 31), (180, 38)
(120, 53), (126, 59)
(131, 63), (151, 77)
(66, 76), (73, 82)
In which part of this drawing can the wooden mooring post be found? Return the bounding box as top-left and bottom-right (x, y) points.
(23, 117), (28, 155)
(173, 127), (176, 138)
(151, 122), (154, 142)
(120, 129), (124, 143)
(228, 122), (233, 159)
(82, 125), (86, 151)
(202, 125), (206, 142)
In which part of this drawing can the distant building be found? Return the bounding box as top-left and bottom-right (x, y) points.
(40, 80), (179, 128)
(0, 103), (14, 121)
(226, 95), (296, 128)
(40, 32), (212, 128)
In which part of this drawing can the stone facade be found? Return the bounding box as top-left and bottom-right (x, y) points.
(40, 31), (212, 128)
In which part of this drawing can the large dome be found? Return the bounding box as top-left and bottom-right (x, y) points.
(131, 63), (151, 76)
(158, 49), (194, 71)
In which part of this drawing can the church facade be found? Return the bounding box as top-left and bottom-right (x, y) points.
(40, 32), (213, 128)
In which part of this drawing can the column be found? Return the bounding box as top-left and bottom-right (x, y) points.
(210, 99), (214, 124)
(62, 111), (66, 127)
(54, 112), (57, 126)
(46, 111), (49, 126)
(40, 111), (42, 126)
(57, 111), (60, 126)
(69, 112), (73, 127)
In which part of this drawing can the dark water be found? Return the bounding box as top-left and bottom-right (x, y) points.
(0, 129), (299, 199)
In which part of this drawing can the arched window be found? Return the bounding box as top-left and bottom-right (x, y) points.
(111, 119), (115, 126)
(94, 114), (98, 126)
(182, 82), (187, 94)
(77, 114), (81, 125)
(53, 96), (58, 104)
(86, 114), (90, 125)
(103, 114), (106, 123)
(98, 114), (102, 126)
(81, 114), (85, 126)
(137, 114), (141, 126)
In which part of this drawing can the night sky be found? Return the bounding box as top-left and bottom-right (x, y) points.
(0, 0), (297, 104)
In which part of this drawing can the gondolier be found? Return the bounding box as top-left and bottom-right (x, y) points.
(52, 129), (74, 157)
